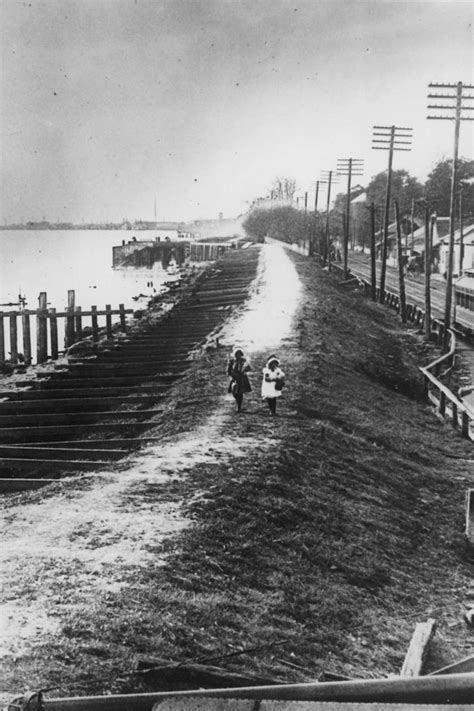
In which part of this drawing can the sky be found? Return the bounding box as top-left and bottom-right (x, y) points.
(0, 0), (473, 224)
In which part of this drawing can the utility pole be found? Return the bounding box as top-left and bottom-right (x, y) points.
(427, 81), (474, 343)
(337, 157), (364, 278)
(320, 170), (338, 267)
(372, 124), (413, 304)
(310, 180), (320, 258)
(410, 197), (415, 253)
(364, 202), (379, 302)
(459, 180), (471, 276)
(394, 199), (407, 323)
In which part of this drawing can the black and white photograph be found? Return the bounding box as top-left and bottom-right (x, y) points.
(1, 0), (474, 707)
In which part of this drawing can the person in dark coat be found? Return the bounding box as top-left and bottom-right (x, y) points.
(227, 347), (252, 413)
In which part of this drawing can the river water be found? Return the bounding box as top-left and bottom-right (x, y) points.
(0, 229), (173, 360)
(0, 229), (173, 311)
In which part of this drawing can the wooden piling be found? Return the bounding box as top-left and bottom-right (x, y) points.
(50, 308), (59, 360)
(119, 303), (126, 331)
(22, 312), (31, 365)
(106, 304), (112, 338)
(91, 306), (99, 341)
(0, 315), (4, 364)
(75, 306), (83, 341)
(66, 290), (75, 347)
(37, 292), (48, 363)
(9, 314), (18, 364)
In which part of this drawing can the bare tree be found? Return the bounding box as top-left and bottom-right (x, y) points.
(269, 176), (297, 201)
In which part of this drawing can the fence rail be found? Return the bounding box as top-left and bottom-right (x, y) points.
(0, 290), (133, 367)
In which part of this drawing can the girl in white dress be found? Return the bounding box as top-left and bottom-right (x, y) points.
(261, 355), (285, 415)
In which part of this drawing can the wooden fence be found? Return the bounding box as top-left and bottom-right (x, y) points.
(0, 290), (133, 367)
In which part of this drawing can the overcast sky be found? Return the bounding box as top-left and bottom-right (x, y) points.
(0, 0), (472, 224)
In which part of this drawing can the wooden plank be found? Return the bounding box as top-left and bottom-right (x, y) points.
(4, 385), (170, 399)
(0, 408), (163, 427)
(0, 457), (112, 470)
(0, 445), (125, 460)
(0, 422), (154, 443)
(0, 478), (58, 493)
(400, 618), (436, 677)
(0, 394), (165, 413)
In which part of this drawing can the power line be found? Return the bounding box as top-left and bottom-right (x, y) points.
(337, 158), (364, 278)
(371, 125), (413, 304)
(427, 81), (474, 342)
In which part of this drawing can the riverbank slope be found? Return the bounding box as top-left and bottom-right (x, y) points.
(1, 247), (474, 703)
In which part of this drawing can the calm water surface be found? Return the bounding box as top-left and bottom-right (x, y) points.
(0, 229), (170, 310)
(0, 230), (172, 359)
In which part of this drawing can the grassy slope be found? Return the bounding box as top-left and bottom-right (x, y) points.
(3, 251), (474, 698)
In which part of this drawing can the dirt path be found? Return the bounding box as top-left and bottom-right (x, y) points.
(0, 243), (303, 699)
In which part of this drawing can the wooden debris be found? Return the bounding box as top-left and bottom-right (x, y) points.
(400, 618), (436, 677)
(136, 658), (286, 691)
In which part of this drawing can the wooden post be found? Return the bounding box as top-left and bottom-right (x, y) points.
(105, 304), (112, 339)
(119, 303), (126, 332)
(379, 126), (395, 304)
(0, 315), (4, 364)
(9, 314), (18, 364)
(22, 312), (31, 365)
(443, 82), (462, 343)
(370, 202), (377, 301)
(75, 306), (83, 341)
(400, 619), (436, 677)
(49, 308), (58, 360)
(394, 199), (407, 323)
(66, 290), (75, 347)
(91, 306), (99, 341)
(452, 402), (458, 428)
(424, 205), (432, 339)
(36, 292), (48, 363)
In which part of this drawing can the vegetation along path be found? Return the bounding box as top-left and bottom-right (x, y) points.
(1, 243), (474, 704)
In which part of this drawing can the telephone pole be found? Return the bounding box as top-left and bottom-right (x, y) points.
(336, 157), (364, 278)
(320, 170), (338, 267)
(428, 81), (474, 341)
(372, 125), (413, 304)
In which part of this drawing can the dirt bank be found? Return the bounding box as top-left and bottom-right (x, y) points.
(1, 245), (474, 704)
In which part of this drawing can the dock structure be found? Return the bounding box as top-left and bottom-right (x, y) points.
(0, 247), (260, 488)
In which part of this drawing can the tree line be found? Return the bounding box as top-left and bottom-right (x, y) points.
(243, 158), (474, 249)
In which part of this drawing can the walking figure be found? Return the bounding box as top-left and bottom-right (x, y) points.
(227, 347), (252, 413)
(262, 355), (285, 415)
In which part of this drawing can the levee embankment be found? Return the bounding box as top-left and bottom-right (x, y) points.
(0, 247), (260, 485)
(1, 245), (474, 704)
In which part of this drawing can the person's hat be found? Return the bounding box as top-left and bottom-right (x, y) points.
(233, 347), (245, 358)
(266, 354), (280, 367)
